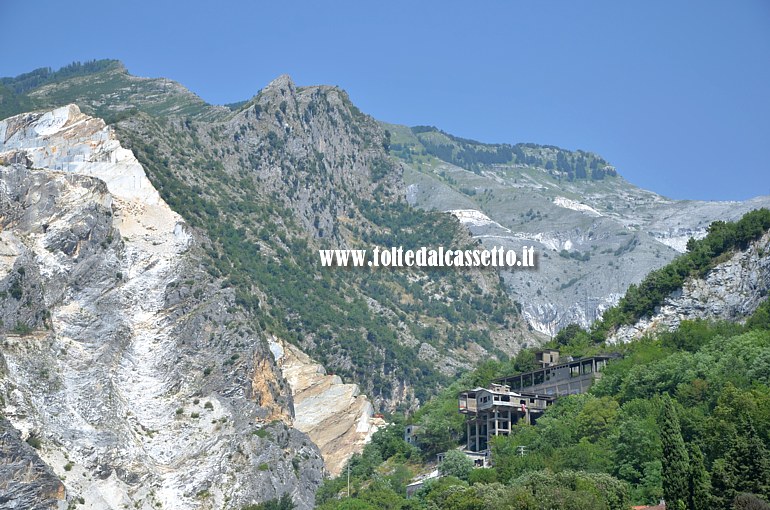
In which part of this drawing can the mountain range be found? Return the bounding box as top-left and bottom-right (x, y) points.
(1, 59), (769, 509)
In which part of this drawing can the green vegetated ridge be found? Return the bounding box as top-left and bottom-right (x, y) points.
(315, 210), (770, 510)
(0, 61), (532, 407)
(0, 59), (224, 122)
(0, 61), (115, 118)
(386, 123), (616, 181)
(1, 60), (118, 95)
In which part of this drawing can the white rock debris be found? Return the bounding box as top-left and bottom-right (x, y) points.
(608, 232), (770, 344)
(553, 196), (603, 217)
(447, 209), (511, 232)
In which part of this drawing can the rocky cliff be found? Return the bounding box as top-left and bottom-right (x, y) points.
(0, 105), (323, 509)
(608, 231), (770, 343)
(270, 338), (385, 478)
(388, 123), (770, 335)
(0, 417), (65, 510)
(107, 72), (531, 409)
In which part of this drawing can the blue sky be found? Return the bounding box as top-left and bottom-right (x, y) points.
(1, 1), (769, 201)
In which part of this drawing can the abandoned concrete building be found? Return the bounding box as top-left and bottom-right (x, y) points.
(458, 351), (617, 452)
(404, 425), (422, 446)
(495, 352), (617, 396)
(459, 384), (554, 451)
(535, 349), (560, 368)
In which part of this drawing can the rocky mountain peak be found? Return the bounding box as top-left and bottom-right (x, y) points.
(0, 104), (168, 208)
(107, 67), (528, 414)
(262, 74), (296, 95)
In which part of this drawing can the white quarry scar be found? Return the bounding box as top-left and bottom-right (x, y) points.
(0, 105), (218, 508)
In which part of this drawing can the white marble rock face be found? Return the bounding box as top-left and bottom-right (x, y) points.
(0, 105), (324, 510)
(608, 231), (770, 344)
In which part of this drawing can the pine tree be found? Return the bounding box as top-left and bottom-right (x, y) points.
(724, 420), (770, 501)
(687, 443), (711, 510)
(710, 458), (732, 510)
(659, 394), (689, 509)
(733, 493), (770, 510)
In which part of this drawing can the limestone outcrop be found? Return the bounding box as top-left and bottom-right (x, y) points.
(0, 105), (323, 510)
(270, 339), (385, 477)
(608, 232), (770, 343)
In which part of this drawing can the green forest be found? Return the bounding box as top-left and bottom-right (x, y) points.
(307, 212), (770, 510)
(398, 126), (616, 180)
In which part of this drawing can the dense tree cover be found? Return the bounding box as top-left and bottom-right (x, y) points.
(438, 450), (474, 480)
(407, 126), (615, 180)
(318, 296), (770, 509)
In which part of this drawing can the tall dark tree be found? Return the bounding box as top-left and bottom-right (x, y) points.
(710, 458), (733, 510)
(687, 443), (711, 510)
(659, 394), (689, 510)
(724, 420), (770, 502)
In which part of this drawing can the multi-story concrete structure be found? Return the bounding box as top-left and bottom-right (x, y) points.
(458, 383), (554, 452)
(495, 354), (617, 396)
(457, 353), (618, 452)
(535, 349), (560, 368)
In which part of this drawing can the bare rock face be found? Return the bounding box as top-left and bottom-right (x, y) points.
(398, 129), (770, 337)
(608, 232), (770, 343)
(0, 417), (65, 510)
(270, 338), (385, 477)
(0, 105), (323, 509)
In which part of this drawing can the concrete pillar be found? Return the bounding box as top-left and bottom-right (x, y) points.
(467, 421), (471, 451)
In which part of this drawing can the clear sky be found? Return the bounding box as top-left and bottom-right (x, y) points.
(1, 1), (769, 201)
